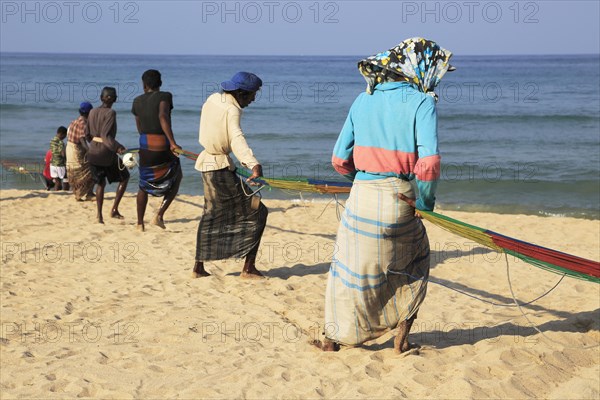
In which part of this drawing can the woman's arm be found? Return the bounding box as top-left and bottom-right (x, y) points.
(332, 107), (357, 181)
(414, 96), (440, 211)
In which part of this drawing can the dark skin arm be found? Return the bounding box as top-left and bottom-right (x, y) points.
(246, 164), (263, 186)
(134, 115), (142, 134)
(397, 193), (423, 219)
(79, 123), (91, 151)
(158, 100), (181, 154)
(78, 137), (89, 152)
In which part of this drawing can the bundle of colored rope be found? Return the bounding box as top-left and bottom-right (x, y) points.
(173, 148), (600, 283)
(419, 211), (600, 284)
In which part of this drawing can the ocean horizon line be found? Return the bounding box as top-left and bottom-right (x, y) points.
(2, 51), (599, 58)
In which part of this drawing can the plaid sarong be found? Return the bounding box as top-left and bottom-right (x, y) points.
(325, 178), (430, 346)
(196, 169), (268, 261)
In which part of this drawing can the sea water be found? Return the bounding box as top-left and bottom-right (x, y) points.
(1, 53), (598, 218)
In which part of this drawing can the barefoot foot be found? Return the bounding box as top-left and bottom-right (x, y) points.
(111, 211), (125, 219)
(151, 214), (166, 229)
(241, 270), (265, 280)
(394, 340), (420, 355)
(395, 346), (420, 356)
(311, 339), (340, 352)
(192, 262), (209, 278)
(137, 224), (145, 232)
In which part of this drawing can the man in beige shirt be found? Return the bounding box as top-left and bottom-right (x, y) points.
(193, 72), (268, 279)
(195, 89), (262, 179)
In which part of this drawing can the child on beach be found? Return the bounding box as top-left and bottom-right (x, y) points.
(50, 126), (68, 191)
(42, 148), (54, 190)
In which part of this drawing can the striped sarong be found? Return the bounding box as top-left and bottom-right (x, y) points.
(66, 141), (94, 200)
(196, 169), (268, 261)
(325, 178), (430, 346)
(138, 133), (181, 196)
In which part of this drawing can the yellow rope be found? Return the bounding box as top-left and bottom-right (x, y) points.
(421, 211), (504, 252)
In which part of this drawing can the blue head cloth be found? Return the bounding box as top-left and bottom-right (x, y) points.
(79, 102), (93, 114)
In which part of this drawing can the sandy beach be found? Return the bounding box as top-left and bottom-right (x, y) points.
(1, 188), (598, 399)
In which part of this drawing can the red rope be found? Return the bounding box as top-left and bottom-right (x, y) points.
(488, 231), (600, 278)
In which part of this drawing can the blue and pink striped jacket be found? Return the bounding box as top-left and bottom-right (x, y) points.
(332, 81), (440, 211)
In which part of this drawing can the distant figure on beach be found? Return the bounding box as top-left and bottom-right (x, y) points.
(87, 87), (129, 224)
(49, 126), (68, 191)
(42, 148), (54, 190)
(66, 101), (95, 201)
(192, 72), (268, 279)
(131, 69), (183, 231)
(314, 38), (454, 353)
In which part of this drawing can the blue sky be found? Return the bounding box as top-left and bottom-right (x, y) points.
(1, 0), (599, 55)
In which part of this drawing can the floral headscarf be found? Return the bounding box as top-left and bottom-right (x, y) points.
(358, 37), (454, 98)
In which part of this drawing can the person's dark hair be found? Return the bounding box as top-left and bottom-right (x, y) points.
(223, 89), (246, 95)
(223, 88), (255, 100)
(142, 69), (162, 90)
(101, 87), (117, 101)
(57, 126), (67, 135)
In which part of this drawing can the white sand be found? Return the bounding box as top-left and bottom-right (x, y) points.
(1, 189), (598, 399)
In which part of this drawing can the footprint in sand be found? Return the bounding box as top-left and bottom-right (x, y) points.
(22, 350), (34, 358)
(47, 380), (70, 393)
(393, 384), (410, 398)
(369, 351), (384, 362)
(77, 385), (97, 398)
(364, 362), (383, 379)
(97, 352), (109, 365)
(148, 365), (164, 373)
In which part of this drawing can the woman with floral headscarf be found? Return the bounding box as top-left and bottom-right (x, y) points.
(315, 38), (454, 353)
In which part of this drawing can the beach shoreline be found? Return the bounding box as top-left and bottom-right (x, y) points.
(1, 167), (599, 221)
(1, 189), (599, 399)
